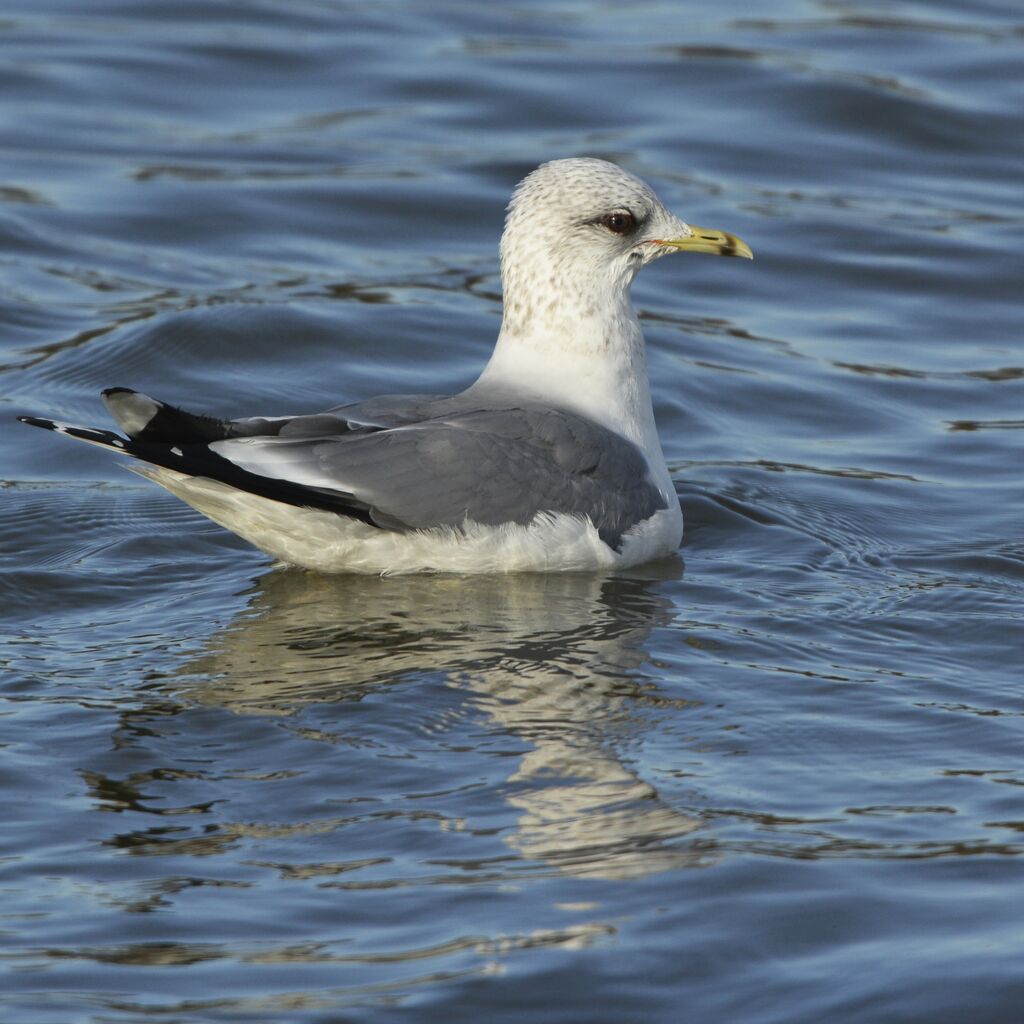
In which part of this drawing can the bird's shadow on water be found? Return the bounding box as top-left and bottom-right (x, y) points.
(169, 559), (708, 880)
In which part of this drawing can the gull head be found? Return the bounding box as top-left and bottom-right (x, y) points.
(479, 159), (752, 445)
(499, 158), (751, 336)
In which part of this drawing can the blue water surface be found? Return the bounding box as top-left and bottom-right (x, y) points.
(1, 2), (1022, 1022)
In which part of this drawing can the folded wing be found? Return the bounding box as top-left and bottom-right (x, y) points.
(23, 390), (667, 549)
(212, 405), (666, 547)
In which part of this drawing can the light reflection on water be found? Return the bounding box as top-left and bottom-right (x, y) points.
(180, 568), (703, 881)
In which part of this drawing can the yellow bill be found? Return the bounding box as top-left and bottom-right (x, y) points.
(655, 226), (753, 260)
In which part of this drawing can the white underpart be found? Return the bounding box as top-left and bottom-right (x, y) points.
(130, 466), (680, 575)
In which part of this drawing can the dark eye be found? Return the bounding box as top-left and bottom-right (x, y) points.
(601, 210), (637, 236)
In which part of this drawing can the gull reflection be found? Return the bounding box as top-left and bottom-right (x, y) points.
(180, 562), (702, 880)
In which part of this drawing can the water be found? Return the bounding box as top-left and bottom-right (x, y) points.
(2, 1), (1022, 1021)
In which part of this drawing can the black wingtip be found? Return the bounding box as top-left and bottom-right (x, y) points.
(101, 387), (134, 399)
(18, 415), (57, 430)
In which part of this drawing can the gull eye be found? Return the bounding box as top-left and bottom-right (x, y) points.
(601, 210), (637, 236)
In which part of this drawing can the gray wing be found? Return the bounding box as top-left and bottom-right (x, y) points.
(98, 388), (667, 548)
(211, 405), (666, 548)
(100, 387), (444, 443)
(234, 394), (448, 438)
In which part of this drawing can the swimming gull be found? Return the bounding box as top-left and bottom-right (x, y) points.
(19, 158), (752, 574)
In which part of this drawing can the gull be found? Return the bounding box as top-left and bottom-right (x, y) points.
(18, 158), (752, 574)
